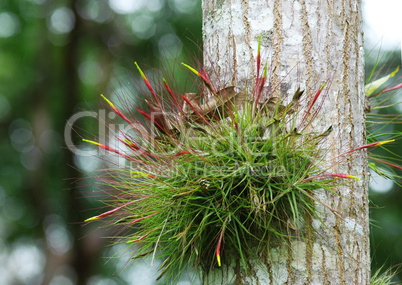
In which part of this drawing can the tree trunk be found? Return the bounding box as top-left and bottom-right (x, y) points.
(202, 0), (369, 284)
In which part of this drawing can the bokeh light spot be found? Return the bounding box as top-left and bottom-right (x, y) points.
(76, 0), (112, 23)
(169, 0), (198, 14)
(20, 147), (43, 171)
(108, 0), (143, 14)
(49, 275), (75, 285)
(73, 146), (102, 172)
(395, 93), (402, 113)
(144, 0), (164, 13)
(9, 119), (34, 152)
(9, 240), (45, 283)
(369, 169), (394, 193)
(131, 15), (155, 39)
(88, 275), (118, 285)
(0, 12), (20, 38)
(78, 59), (104, 85)
(44, 215), (73, 255)
(158, 33), (183, 57)
(49, 7), (76, 34)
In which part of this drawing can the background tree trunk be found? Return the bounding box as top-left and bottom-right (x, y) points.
(202, 0), (369, 284)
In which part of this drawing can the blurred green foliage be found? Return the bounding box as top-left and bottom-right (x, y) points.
(365, 50), (402, 282)
(0, 0), (400, 284)
(0, 0), (201, 284)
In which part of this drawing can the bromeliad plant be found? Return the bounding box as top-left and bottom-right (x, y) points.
(82, 38), (399, 282)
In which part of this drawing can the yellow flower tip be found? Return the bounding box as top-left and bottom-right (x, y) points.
(377, 139), (395, 146)
(134, 61), (146, 79)
(124, 138), (133, 146)
(100, 94), (116, 109)
(84, 216), (99, 222)
(181, 62), (199, 76)
(217, 254), (221, 267)
(347, 175), (360, 180)
(82, 139), (100, 146)
(131, 170), (153, 178)
(320, 82), (327, 90)
(262, 62), (268, 78)
(390, 65), (400, 77)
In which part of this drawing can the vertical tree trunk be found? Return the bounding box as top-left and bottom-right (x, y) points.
(202, 0), (369, 284)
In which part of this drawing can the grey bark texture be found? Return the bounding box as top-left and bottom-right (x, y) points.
(202, 0), (369, 284)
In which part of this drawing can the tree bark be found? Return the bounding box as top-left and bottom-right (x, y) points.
(202, 0), (369, 284)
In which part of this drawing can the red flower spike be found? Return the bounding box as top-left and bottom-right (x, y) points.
(311, 82), (326, 107)
(134, 62), (160, 106)
(137, 109), (168, 135)
(85, 199), (145, 222)
(130, 213), (158, 225)
(299, 82), (326, 128)
(137, 109), (152, 121)
(378, 83), (402, 96)
(256, 62), (268, 108)
(127, 233), (150, 244)
(370, 157), (402, 171)
(83, 138), (151, 166)
(317, 174), (359, 180)
(118, 138), (161, 162)
(337, 139), (395, 158)
(181, 62), (216, 94)
(100, 94), (143, 135)
(173, 150), (191, 157)
(216, 225), (226, 267)
(256, 35), (261, 81)
(130, 170), (158, 179)
(82, 139), (133, 161)
(163, 78), (183, 113)
(120, 138), (140, 151)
